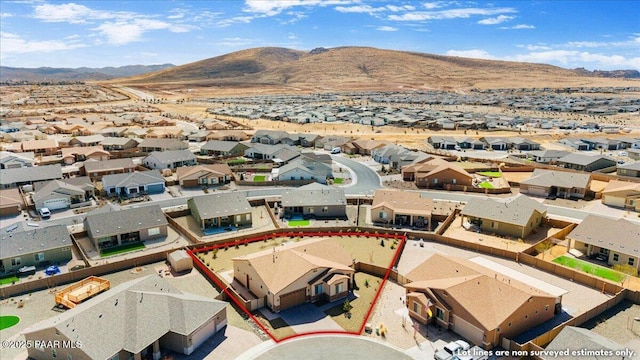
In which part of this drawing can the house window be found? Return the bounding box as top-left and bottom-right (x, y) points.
(433, 178), (438, 184)
(34, 253), (45, 262)
(380, 212), (387, 219)
(491, 221), (497, 229)
(452, 179), (456, 184)
(436, 307), (444, 320)
(334, 283), (343, 294)
(413, 302), (420, 314)
(148, 227), (160, 236)
(613, 254), (619, 262)
(11, 257), (21, 266)
(545, 305), (549, 311)
(322, 207), (328, 213)
(246, 214), (251, 221)
(236, 215), (241, 223)
(314, 284), (323, 295)
(629, 258), (635, 266)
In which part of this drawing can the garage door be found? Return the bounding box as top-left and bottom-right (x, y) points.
(279, 288), (306, 310)
(451, 315), (484, 346)
(602, 195), (625, 208)
(522, 186), (547, 197)
(44, 198), (69, 210)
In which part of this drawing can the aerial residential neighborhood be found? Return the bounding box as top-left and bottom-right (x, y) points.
(1, 2), (640, 360)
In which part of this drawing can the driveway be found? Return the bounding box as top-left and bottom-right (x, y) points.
(277, 303), (343, 334)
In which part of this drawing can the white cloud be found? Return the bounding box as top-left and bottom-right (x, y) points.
(566, 41), (606, 48)
(217, 37), (256, 47)
(32, 3), (115, 24)
(335, 5), (387, 14)
(244, 0), (355, 16)
(0, 12), (14, 18)
(0, 31), (86, 53)
(423, 2), (443, 10)
(389, 7), (517, 21)
(478, 15), (514, 25)
(516, 44), (552, 51)
(95, 19), (191, 45)
(288, 33), (298, 40)
(446, 48), (640, 70)
(500, 24), (534, 29)
(386, 5), (416, 12)
(377, 26), (398, 32)
(445, 49), (496, 59)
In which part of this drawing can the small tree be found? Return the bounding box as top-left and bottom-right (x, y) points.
(535, 241), (553, 260)
(343, 299), (353, 316)
(380, 239), (385, 247)
(212, 248), (218, 259)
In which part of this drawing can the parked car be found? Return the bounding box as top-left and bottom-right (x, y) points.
(454, 346), (489, 360)
(435, 341), (463, 360)
(38, 207), (51, 219)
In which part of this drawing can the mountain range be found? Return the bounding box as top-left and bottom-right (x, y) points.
(0, 64), (175, 82)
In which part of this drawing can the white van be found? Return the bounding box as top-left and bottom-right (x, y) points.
(331, 147), (341, 154)
(38, 207), (51, 219)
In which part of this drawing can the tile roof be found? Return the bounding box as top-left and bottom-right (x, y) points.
(23, 276), (227, 360)
(0, 224), (70, 259)
(85, 204), (167, 238)
(461, 194), (547, 227)
(176, 164), (232, 181)
(372, 189), (434, 216)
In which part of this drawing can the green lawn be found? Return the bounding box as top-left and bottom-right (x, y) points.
(0, 276), (19, 285)
(101, 242), (146, 257)
(477, 171), (502, 178)
(553, 256), (626, 282)
(333, 178), (344, 184)
(0, 316), (20, 330)
(288, 219), (310, 227)
(479, 181), (494, 189)
(253, 175), (266, 182)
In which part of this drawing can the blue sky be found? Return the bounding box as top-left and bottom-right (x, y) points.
(1, 1), (638, 70)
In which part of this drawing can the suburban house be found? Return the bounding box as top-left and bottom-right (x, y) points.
(617, 161), (640, 178)
(61, 146), (110, 165)
(581, 137), (623, 150)
(628, 149), (640, 160)
(618, 137), (640, 149)
(100, 137), (139, 151)
(349, 139), (387, 155)
(272, 156), (333, 184)
(601, 180), (640, 211)
(188, 193), (252, 230)
(457, 137), (486, 150)
(187, 130), (210, 142)
(176, 164), (233, 187)
(280, 183), (347, 219)
(143, 150), (197, 170)
(401, 158), (473, 188)
(0, 224), (72, 274)
(509, 137), (541, 151)
(557, 154), (616, 172)
(23, 276), (228, 360)
(32, 178), (95, 211)
(251, 130), (289, 144)
(138, 138), (188, 152)
(525, 150), (571, 164)
(0, 151), (34, 169)
(315, 136), (352, 151)
(428, 136), (458, 150)
(404, 254), (557, 349)
(67, 135), (105, 147)
(206, 130), (250, 141)
(0, 188), (23, 216)
(519, 169), (592, 199)
(84, 205), (168, 253)
(461, 195), (547, 239)
(244, 143), (301, 163)
(19, 139), (59, 156)
(84, 158), (135, 180)
(232, 238), (354, 312)
(567, 215), (640, 271)
(200, 140), (249, 157)
(543, 326), (627, 360)
(370, 189), (433, 229)
(1, 164), (63, 189)
(102, 170), (165, 197)
(559, 138), (590, 151)
(481, 137), (509, 150)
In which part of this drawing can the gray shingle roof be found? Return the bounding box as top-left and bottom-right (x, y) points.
(278, 157), (332, 178)
(23, 276), (227, 360)
(0, 164), (62, 186)
(102, 170), (164, 189)
(201, 140), (243, 152)
(188, 193), (252, 218)
(0, 224), (70, 259)
(461, 195), (547, 227)
(618, 161), (640, 171)
(84, 158), (135, 173)
(521, 169), (591, 189)
(85, 204), (168, 238)
(32, 180), (85, 203)
(543, 326), (625, 360)
(558, 154), (615, 166)
(567, 215), (640, 258)
(281, 183), (346, 207)
(144, 150), (196, 165)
